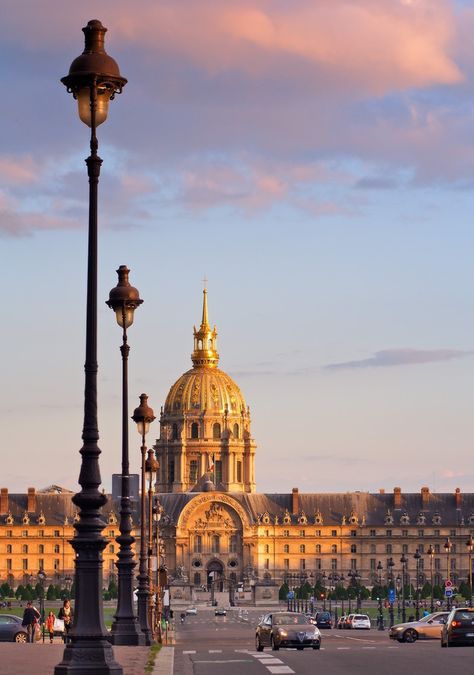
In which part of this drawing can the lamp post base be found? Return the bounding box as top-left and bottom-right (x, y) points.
(110, 619), (146, 646)
(55, 639), (123, 675)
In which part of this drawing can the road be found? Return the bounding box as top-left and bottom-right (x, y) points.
(172, 607), (473, 675)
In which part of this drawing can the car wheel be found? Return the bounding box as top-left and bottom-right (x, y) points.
(296, 646), (304, 651)
(15, 632), (27, 643)
(313, 643), (321, 650)
(404, 629), (418, 643)
(271, 636), (280, 651)
(256, 635), (264, 652)
(441, 640), (447, 648)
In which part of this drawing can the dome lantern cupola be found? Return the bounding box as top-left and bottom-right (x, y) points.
(192, 289), (219, 368)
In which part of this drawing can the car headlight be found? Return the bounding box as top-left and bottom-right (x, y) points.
(393, 626), (404, 631)
(306, 631), (317, 639)
(278, 630), (288, 637)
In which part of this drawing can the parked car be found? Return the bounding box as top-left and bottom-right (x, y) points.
(347, 614), (371, 630)
(255, 612), (321, 651)
(389, 611), (449, 643)
(0, 614), (28, 643)
(305, 614), (317, 625)
(314, 611), (332, 629)
(214, 608), (227, 616)
(337, 615), (347, 629)
(186, 606), (198, 615)
(441, 607), (474, 647)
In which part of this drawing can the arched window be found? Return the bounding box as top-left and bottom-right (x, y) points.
(6, 544), (12, 554)
(229, 535), (237, 553)
(233, 423), (239, 439)
(211, 535), (220, 553)
(351, 544), (357, 553)
(213, 423), (221, 439)
(22, 544), (28, 554)
(264, 544), (270, 554)
(331, 544), (337, 554)
(194, 535), (202, 553)
(300, 544), (306, 553)
(54, 544), (60, 554)
(283, 544), (290, 553)
(208, 339), (213, 349)
(172, 423), (178, 440)
(194, 572), (201, 586)
(386, 544), (392, 554)
(315, 544), (321, 554)
(191, 422), (199, 439)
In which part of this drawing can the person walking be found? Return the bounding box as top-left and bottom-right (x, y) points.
(46, 610), (56, 644)
(21, 601), (40, 643)
(58, 599), (74, 644)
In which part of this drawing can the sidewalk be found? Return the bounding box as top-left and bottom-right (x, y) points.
(0, 643), (153, 675)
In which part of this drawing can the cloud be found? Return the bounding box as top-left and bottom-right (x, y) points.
(325, 348), (474, 370)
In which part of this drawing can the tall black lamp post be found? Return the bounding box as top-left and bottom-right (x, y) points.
(107, 266), (143, 645)
(56, 19), (126, 675)
(146, 448), (159, 637)
(132, 394), (156, 644)
(427, 545), (435, 613)
(395, 575), (401, 619)
(400, 554), (407, 623)
(377, 561), (384, 630)
(38, 569), (46, 643)
(387, 557), (395, 628)
(414, 549), (421, 620)
(444, 538), (452, 610)
(466, 537), (474, 607)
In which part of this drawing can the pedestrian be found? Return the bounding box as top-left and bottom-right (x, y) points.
(21, 601), (40, 643)
(58, 598), (74, 644)
(46, 610), (56, 644)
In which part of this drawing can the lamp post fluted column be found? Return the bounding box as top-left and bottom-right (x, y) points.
(146, 449), (159, 638)
(414, 549), (421, 620)
(56, 19), (126, 675)
(132, 394), (156, 644)
(377, 561), (384, 630)
(466, 538), (473, 608)
(400, 554), (407, 623)
(427, 545), (434, 613)
(107, 266), (143, 645)
(387, 557), (395, 628)
(444, 538), (452, 610)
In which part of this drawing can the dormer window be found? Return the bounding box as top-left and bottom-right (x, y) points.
(314, 511), (323, 525)
(385, 512), (394, 525)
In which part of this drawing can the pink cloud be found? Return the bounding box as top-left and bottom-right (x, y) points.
(0, 156), (38, 185)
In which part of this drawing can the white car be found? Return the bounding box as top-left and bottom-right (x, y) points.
(348, 614), (370, 629)
(186, 606), (198, 615)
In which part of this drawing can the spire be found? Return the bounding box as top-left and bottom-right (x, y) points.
(192, 287), (219, 368)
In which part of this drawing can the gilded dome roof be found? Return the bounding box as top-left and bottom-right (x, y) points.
(164, 366), (246, 415)
(164, 288), (247, 416)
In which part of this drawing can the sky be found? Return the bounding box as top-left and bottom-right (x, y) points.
(1, 0), (474, 496)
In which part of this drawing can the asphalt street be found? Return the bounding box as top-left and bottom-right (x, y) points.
(173, 608), (474, 675)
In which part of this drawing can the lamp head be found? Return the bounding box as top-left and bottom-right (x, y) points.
(132, 393), (156, 437)
(106, 265), (143, 328)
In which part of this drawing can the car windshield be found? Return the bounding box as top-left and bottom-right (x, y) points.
(354, 615), (368, 620)
(273, 614), (307, 625)
(318, 613), (330, 620)
(418, 613), (445, 623)
(454, 610), (474, 622)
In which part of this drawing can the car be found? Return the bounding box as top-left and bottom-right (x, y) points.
(348, 614), (371, 630)
(0, 614), (28, 643)
(314, 611), (332, 629)
(185, 606), (198, 615)
(214, 608), (227, 616)
(337, 615), (347, 629)
(441, 607), (474, 647)
(305, 614), (317, 625)
(255, 612), (321, 651)
(389, 611), (449, 643)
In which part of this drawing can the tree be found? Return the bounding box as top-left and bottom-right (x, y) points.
(421, 582), (432, 599)
(15, 585), (24, 600)
(458, 581), (470, 600)
(279, 582), (289, 601)
(433, 584), (444, 600)
(0, 582), (12, 598)
(46, 584), (57, 601)
(108, 578), (118, 600)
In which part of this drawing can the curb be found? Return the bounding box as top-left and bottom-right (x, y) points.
(152, 646), (174, 675)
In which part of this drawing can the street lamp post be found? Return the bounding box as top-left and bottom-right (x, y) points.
(427, 546), (435, 613)
(387, 557), (395, 628)
(466, 538), (474, 608)
(132, 394), (156, 644)
(340, 574), (345, 616)
(377, 561), (384, 630)
(152, 499), (164, 642)
(444, 538), (452, 610)
(38, 569), (46, 643)
(56, 19), (126, 675)
(395, 575), (401, 619)
(145, 449), (159, 638)
(107, 266), (143, 646)
(400, 554), (407, 623)
(414, 549), (421, 620)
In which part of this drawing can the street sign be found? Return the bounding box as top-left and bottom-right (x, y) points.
(445, 579), (453, 588)
(388, 588), (396, 603)
(445, 589), (453, 597)
(287, 591), (295, 600)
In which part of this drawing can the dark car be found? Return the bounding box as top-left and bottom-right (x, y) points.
(441, 608), (474, 647)
(315, 611), (332, 629)
(255, 612), (321, 651)
(0, 614), (28, 643)
(214, 608), (227, 616)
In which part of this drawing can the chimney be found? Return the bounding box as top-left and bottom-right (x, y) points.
(455, 487), (462, 509)
(379, 489), (385, 494)
(393, 487), (402, 509)
(421, 486), (430, 508)
(0, 488), (8, 514)
(292, 487), (299, 515)
(27, 487), (36, 513)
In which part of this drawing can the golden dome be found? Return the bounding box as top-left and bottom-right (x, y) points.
(164, 289), (246, 415)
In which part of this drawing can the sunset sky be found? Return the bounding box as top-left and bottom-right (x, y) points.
(2, 0), (473, 496)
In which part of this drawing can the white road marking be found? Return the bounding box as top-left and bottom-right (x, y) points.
(256, 658), (284, 664)
(209, 649), (223, 653)
(337, 647), (350, 650)
(266, 667), (295, 674)
(182, 650), (196, 654)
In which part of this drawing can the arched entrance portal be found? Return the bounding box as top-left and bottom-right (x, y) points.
(207, 560), (237, 605)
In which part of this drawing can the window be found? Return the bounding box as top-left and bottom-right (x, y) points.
(351, 558), (357, 570)
(211, 535), (220, 554)
(54, 530), (60, 538)
(434, 544), (440, 554)
(284, 559), (289, 569)
(191, 422), (199, 439)
(194, 535), (202, 553)
(331, 558), (337, 570)
(283, 530), (290, 537)
(233, 423), (239, 439)
(402, 530), (408, 537)
(299, 544), (306, 553)
(370, 530), (376, 537)
(283, 544), (289, 553)
(229, 535), (237, 553)
(54, 545), (60, 554)
(38, 530), (44, 537)
(265, 530), (269, 537)
(22, 544), (28, 554)
(450, 559), (456, 570)
(315, 544), (321, 554)
(215, 461), (222, 484)
(6, 544), (12, 554)
(350, 544), (357, 553)
(6, 559), (12, 570)
(370, 559), (376, 570)
(451, 544), (457, 554)
(236, 461), (242, 483)
(386, 530), (392, 537)
(22, 530), (28, 537)
(450, 530), (456, 537)
(172, 423), (178, 440)
(386, 544), (392, 554)
(169, 460), (175, 483)
(213, 423), (221, 439)
(435, 558), (441, 570)
(418, 544), (424, 554)
(370, 544), (376, 553)
(402, 544), (408, 554)
(315, 558), (322, 570)
(434, 530), (440, 537)
(22, 559), (28, 570)
(351, 530), (357, 537)
(108, 531), (115, 538)
(6, 530), (12, 537)
(315, 530), (321, 537)
(109, 545), (115, 553)
(419, 558), (424, 570)
(300, 559), (306, 570)
(331, 544), (337, 554)
(299, 530), (306, 537)
(54, 559), (60, 571)
(194, 572), (201, 586)
(189, 460), (198, 483)
(264, 544), (270, 554)
(331, 530), (337, 537)
(38, 559), (44, 570)
(418, 530), (424, 538)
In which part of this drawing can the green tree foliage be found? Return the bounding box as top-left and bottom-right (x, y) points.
(15, 585), (24, 600)
(0, 582), (13, 598)
(46, 584), (57, 601)
(108, 578), (118, 599)
(279, 582), (289, 600)
(421, 582), (432, 599)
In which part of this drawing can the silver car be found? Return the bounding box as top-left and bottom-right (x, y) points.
(389, 612), (449, 643)
(256, 612), (321, 651)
